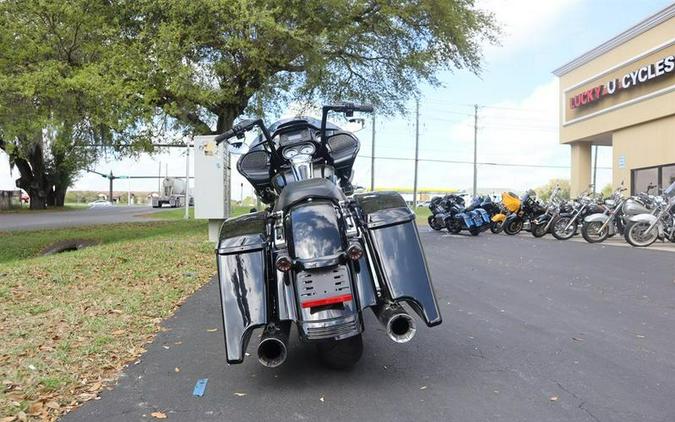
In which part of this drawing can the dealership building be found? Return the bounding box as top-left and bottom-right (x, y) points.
(553, 4), (674, 196)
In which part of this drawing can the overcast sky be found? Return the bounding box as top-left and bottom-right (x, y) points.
(1, 0), (672, 196)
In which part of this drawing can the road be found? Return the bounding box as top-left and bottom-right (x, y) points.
(63, 231), (675, 422)
(0, 206), (175, 231)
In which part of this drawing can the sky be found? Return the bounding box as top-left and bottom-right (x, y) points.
(1, 0), (672, 196)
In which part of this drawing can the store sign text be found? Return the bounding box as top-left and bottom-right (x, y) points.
(569, 55), (674, 109)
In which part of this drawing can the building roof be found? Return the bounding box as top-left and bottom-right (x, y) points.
(553, 3), (675, 76)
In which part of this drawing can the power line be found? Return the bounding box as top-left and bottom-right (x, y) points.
(359, 154), (611, 170)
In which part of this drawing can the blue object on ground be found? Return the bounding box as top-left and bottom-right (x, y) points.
(193, 378), (208, 397)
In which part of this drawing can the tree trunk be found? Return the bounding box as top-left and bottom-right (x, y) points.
(7, 135), (51, 209)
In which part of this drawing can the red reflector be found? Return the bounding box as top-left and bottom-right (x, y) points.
(301, 294), (353, 309)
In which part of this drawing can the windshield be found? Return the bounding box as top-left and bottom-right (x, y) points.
(249, 116), (341, 150)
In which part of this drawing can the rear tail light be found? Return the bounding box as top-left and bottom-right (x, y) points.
(275, 255), (292, 272)
(346, 243), (363, 261)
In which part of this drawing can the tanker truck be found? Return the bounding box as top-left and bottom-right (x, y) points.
(152, 177), (190, 208)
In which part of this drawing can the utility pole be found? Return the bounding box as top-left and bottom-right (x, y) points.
(109, 171), (114, 204)
(184, 140), (190, 220)
(370, 114), (376, 191)
(127, 177), (131, 206)
(413, 98), (420, 208)
(592, 144), (598, 196)
(157, 162), (161, 193)
(473, 104), (479, 197)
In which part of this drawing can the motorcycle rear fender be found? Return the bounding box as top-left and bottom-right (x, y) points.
(583, 213), (609, 223)
(216, 212), (269, 364)
(355, 192), (442, 326)
(456, 212), (474, 228)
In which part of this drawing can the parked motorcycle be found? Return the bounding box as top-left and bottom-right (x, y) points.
(624, 181), (675, 247)
(530, 186), (564, 238)
(443, 194), (492, 236)
(503, 190), (545, 235)
(491, 192), (520, 234)
(551, 192), (605, 240)
(580, 185), (657, 243)
(212, 104), (442, 369)
(427, 196), (447, 231)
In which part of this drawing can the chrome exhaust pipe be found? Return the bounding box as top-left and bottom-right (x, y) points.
(374, 303), (417, 343)
(257, 323), (290, 368)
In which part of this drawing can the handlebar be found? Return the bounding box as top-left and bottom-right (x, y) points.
(214, 118), (272, 145)
(321, 102), (374, 140)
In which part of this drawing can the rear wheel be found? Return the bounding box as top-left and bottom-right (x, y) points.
(552, 216), (577, 240)
(581, 221), (609, 243)
(503, 218), (523, 235)
(316, 334), (363, 369)
(625, 221), (658, 247)
(445, 219), (462, 234)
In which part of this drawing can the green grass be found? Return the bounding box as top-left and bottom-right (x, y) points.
(0, 203), (88, 214)
(0, 220), (214, 420)
(145, 204), (253, 221)
(414, 206), (431, 224)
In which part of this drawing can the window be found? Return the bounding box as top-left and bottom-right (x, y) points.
(662, 165), (675, 189)
(632, 163), (675, 195)
(632, 167), (658, 194)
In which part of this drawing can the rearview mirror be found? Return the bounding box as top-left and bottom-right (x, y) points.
(344, 117), (366, 133)
(227, 141), (249, 155)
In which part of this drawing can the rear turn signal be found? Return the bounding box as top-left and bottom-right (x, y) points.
(346, 243), (363, 261)
(275, 255), (292, 272)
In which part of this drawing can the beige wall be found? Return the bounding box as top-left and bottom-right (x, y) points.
(570, 142), (592, 197)
(558, 16), (675, 144)
(612, 115), (675, 189)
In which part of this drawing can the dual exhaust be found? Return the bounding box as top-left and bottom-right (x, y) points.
(256, 303), (416, 368)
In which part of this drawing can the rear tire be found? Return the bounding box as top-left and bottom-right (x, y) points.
(445, 219), (462, 234)
(581, 221), (609, 243)
(503, 219), (523, 235)
(625, 221), (657, 247)
(316, 334), (363, 369)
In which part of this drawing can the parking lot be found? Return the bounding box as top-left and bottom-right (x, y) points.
(63, 231), (675, 422)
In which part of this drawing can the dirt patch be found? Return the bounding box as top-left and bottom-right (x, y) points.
(41, 239), (100, 255)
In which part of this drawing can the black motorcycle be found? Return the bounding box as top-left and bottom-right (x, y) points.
(213, 104), (442, 369)
(503, 190), (546, 235)
(429, 194), (491, 236)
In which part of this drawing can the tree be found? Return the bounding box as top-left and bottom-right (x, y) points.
(119, 0), (499, 134)
(535, 178), (570, 202)
(0, 1), (153, 208)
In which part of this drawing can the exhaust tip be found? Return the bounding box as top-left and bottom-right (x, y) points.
(386, 313), (417, 343)
(257, 337), (288, 368)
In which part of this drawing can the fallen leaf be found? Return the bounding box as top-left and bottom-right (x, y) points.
(0, 416), (16, 422)
(16, 412), (27, 422)
(206, 328), (218, 332)
(420, 386), (427, 390)
(174, 367), (180, 373)
(571, 337), (584, 342)
(233, 392), (247, 397)
(636, 334), (645, 339)
(111, 330), (125, 335)
(151, 411), (167, 419)
(27, 402), (43, 415)
(45, 401), (60, 409)
(320, 397), (325, 402)
(550, 396), (559, 402)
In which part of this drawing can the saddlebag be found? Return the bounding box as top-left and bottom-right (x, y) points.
(354, 192), (442, 326)
(216, 211), (269, 364)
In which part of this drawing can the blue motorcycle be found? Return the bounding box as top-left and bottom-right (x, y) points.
(432, 194), (491, 236)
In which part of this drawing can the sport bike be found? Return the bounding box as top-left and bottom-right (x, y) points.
(213, 104), (442, 369)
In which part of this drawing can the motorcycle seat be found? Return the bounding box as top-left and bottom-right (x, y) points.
(273, 178), (346, 211)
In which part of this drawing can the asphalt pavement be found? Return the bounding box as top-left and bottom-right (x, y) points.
(0, 206), (175, 231)
(62, 231), (675, 422)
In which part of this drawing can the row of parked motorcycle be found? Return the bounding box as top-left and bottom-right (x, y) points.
(427, 180), (675, 247)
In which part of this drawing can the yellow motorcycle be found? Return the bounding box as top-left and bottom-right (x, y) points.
(491, 192), (521, 234)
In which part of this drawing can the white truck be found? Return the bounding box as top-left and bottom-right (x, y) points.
(152, 177), (190, 208)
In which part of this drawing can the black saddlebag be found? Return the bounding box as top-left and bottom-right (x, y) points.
(354, 192), (442, 326)
(216, 211), (269, 363)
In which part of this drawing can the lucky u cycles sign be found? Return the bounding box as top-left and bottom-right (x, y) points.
(569, 54), (675, 109)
